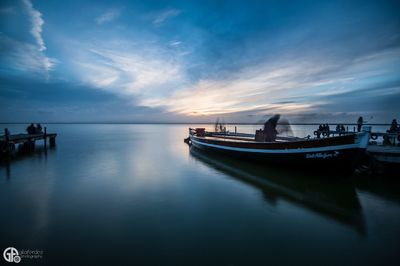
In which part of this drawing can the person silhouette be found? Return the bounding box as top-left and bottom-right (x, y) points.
(263, 114), (280, 142)
(389, 119), (398, 133)
(26, 123), (36, 134)
(357, 116), (363, 132)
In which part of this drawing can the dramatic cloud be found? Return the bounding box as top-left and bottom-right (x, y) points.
(22, 0), (46, 51)
(141, 47), (400, 117)
(0, 0), (57, 75)
(0, 0), (399, 122)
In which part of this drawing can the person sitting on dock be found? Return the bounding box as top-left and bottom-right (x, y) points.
(36, 123), (43, 134)
(263, 114), (280, 142)
(26, 123), (36, 134)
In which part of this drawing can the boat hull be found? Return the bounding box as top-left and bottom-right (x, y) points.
(189, 132), (369, 172)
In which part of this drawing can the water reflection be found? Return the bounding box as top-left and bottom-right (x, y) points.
(355, 175), (400, 204)
(189, 146), (366, 236)
(1, 146), (56, 180)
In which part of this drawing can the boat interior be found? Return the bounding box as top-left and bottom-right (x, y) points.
(190, 128), (309, 143)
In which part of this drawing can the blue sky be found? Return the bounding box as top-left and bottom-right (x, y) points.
(0, 0), (399, 123)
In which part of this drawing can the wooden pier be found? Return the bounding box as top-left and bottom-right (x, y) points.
(0, 127), (57, 158)
(367, 145), (400, 164)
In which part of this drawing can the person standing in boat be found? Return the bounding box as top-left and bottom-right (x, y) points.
(263, 114), (280, 142)
(357, 116), (363, 132)
(388, 119), (398, 133)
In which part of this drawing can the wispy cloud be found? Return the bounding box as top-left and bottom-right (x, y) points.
(0, 36), (56, 74)
(73, 44), (185, 98)
(22, 0), (46, 51)
(95, 8), (121, 25)
(152, 8), (181, 25)
(0, 0), (56, 75)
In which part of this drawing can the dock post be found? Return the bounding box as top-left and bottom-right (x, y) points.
(4, 128), (9, 146)
(4, 128), (9, 143)
(235, 126), (237, 133)
(3, 128), (10, 155)
(44, 127), (47, 149)
(49, 136), (56, 147)
(29, 140), (35, 152)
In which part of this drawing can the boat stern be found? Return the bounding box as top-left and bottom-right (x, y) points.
(356, 129), (371, 149)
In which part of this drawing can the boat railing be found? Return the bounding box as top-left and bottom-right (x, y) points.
(212, 132), (255, 138)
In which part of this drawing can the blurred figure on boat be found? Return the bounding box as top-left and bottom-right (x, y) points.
(214, 118), (226, 133)
(263, 114), (280, 142)
(36, 123), (43, 134)
(26, 123), (36, 134)
(388, 119), (399, 133)
(276, 118), (293, 137)
(357, 116), (363, 132)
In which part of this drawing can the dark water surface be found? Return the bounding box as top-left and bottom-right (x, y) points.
(1, 124), (400, 265)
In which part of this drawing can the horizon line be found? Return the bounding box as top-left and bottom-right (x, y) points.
(0, 122), (393, 126)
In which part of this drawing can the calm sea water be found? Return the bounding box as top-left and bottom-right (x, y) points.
(1, 124), (399, 265)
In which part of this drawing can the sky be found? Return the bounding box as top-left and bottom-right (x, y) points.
(0, 0), (399, 123)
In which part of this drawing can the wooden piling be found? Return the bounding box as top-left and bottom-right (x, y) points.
(29, 140), (35, 152)
(50, 136), (56, 147)
(3, 128), (9, 155)
(2, 128), (12, 155)
(44, 127), (47, 149)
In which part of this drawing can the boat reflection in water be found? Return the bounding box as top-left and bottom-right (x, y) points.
(189, 146), (366, 236)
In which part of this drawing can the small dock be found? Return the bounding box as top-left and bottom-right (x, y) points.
(367, 145), (400, 164)
(0, 127), (57, 158)
(366, 145), (400, 175)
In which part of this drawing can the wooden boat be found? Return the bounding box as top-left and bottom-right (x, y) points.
(186, 128), (370, 171)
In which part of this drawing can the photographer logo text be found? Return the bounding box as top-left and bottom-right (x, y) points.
(3, 247), (43, 263)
